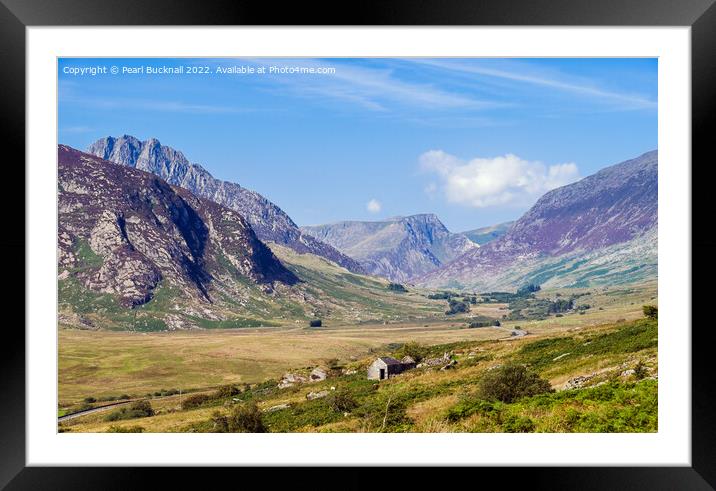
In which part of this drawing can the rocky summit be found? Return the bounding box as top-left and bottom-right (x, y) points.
(301, 214), (477, 282)
(87, 135), (364, 274)
(418, 150), (658, 290)
(58, 145), (298, 308)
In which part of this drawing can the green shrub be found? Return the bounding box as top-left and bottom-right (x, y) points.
(446, 299), (470, 315)
(227, 402), (266, 433)
(210, 410), (229, 432)
(516, 284), (541, 296)
(642, 305), (658, 320)
(387, 283), (408, 293)
(492, 320), (501, 327)
(502, 415), (536, 433)
(215, 385), (240, 398)
(326, 389), (358, 413)
(104, 400), (154, 422)
(477, 364), (554, 403)
(633, 361), (649, 380)
(181, 393), (211, 410)
(106, 425), (145, 433)
(468, 321), (491, 328)
(396, 341), (427, 362)
(548, 298), (574, 313)
(83, 397), (96, 404)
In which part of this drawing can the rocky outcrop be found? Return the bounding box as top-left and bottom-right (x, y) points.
(301, 214), (477, 282)
(87, 136), (364, 274)
(58, 145), (297, 307)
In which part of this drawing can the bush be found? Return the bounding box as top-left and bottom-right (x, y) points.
(106, 425), (145, 433)
(326, 389), (358, 413)
(181, 393), (211, 410)
(468, 321), (491, 328)
(633, 361), (649, 380)
(83, 397), (96, 404)
(492, 320), (501, 327)
(642, 305), (658, 320)
(516, 284), (541, 296)
(227, 402), (266, 433)
(548, 298), (574, 313)
(309, 319), (322, 327)
(215, 385), (240, 398)
(502, 415), (536, 433)
(387, 283), (408, 293)
(446, 299), (470, 315)
(396, 341), (427, 362)
(210, 410), (229, 432)
(477, 364), (554, 403)
(104, 400), (154, 422)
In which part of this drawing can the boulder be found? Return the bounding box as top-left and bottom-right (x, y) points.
(310, 368), (328, 382)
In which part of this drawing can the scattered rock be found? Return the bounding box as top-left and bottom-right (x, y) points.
(620, 369), (636, 378)
(310, 368), (328, 382)
(265, 403), (290, 412)
(306, 390), (329, 400)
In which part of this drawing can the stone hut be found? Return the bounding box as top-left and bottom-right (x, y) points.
(367, 356), (414, 380)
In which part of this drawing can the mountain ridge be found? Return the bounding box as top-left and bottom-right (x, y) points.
(58, 145), (298, 309)
(418, 150), (658, 290)
(87, 135), (365, 274)
(301, 213), (477, 282)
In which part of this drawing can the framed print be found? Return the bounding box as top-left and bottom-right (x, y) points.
(3, 0), (716, 488)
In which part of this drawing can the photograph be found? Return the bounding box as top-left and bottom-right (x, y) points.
(55, 56), (660, 434)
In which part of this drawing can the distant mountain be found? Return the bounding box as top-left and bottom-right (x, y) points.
(462, 221), (515, 246)
(301, 214), (478, 282)
(58, 145), (297, 310)
(418, 150), (658, 290)
(87, 135), (364, 274)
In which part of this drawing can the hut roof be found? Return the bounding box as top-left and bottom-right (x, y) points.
(377, 357), (402, 365)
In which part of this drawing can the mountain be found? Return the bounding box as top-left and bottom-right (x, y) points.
(462, 221), (514, 246)
(301, 214), (478, 282)
(418, 150), (658, 291)
(58, 145), (298, 308)
(86, 135), (364, 274)
(58, 146), (447, 330)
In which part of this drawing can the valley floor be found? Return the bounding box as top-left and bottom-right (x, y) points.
(58, 282), (657, 433)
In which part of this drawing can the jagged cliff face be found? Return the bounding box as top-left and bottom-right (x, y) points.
(58, 145), (297, 307)
(301, 214), (477, 282)
(87, 136), (365, 274)
(418, 151), (658, 290)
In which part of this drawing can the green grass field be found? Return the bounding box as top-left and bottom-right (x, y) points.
(59, 281), (657, 432)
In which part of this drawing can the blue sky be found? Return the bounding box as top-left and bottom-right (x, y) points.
(58, 58), (657, 231)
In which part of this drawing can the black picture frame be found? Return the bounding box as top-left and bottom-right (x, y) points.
(2, 0), (714, 489)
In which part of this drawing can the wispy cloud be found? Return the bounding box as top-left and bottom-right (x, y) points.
(59, 81), (250, 114)
(240, 58), (499, 113)
(420, 150), (581, 208)
(412, 59), (656, 111)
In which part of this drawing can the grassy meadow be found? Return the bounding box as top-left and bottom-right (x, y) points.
(59, 281), (657, 432)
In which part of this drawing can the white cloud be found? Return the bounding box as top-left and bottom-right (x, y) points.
(366, 199), (382, 213)
(420, 150), (580, 208)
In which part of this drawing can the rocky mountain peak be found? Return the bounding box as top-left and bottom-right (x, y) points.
(87, 135), (364, 274)
(58, 145), (298, 308)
